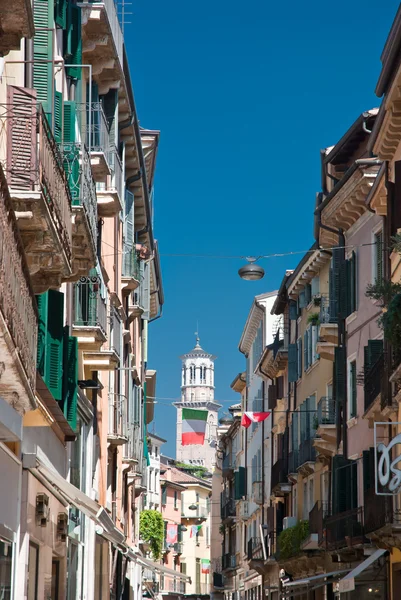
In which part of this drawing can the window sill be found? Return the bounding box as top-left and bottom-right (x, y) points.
(346, 312), (357, 326)
(347, 417), (358, 429)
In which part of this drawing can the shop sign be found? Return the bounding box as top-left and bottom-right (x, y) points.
(374, 423), (401, 495)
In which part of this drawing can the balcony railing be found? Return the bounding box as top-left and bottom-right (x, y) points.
(108, 393), (128, 443)
(264, 531), (277, 559)
(122, 245), (140, 280)
(364, 354), (384, 411)
(0, 165), (37, 398)
(73, 276), (107, 333)
(271, 458), (287, 490)
(222, 453), (234, 476)
(364, 487), (394, 534)
(221, 498), (236, 520)
(222, 553), (236, 571)
(82, 102), (111, 158)
(181, 504), (208, 519)
(324, 507), (364, 550)
(247, 537), (264, 561)
(317, 396), (335, 425)
(59, 141), (97, 254)
(319, 293), (337, 324)
(298, 438), (316, 466)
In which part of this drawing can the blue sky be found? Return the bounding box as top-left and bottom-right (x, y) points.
(126, 0), (399, 456)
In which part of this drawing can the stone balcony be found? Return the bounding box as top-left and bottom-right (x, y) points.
(1, 98), (73, 293)
(0, 0), (34, 56)
(96, 147), (123, 217)
(79, 0), (123, 94)
(0, 165), (37, 412)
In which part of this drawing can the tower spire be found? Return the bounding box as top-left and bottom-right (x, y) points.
(195, 321), (200, 347)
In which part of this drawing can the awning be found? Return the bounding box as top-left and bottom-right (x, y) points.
(338, 548), (387, 593)
(132, 552), (191, 583)
(282, 569), (350, 598)
(27, 456), (125, 546)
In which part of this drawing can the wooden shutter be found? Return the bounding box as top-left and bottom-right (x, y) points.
(299, 290), (306, 309)
(332, 455), (349, 514)
(54, 90), (63, 144)
(123, 190), (135, 275)
(161, 486), (167, 505)
(363, 448), (375, 492)
(350, 361), (357, 417)
(332, 247), (347, 317)
(276, 376), (284, 399)
(63, 101), (80, 204)
(55, 0), (67, 28)
(288, 343), (298, 382)
(300, 401), (307, 442)
(303, 331), (308, 371)
(292, 411), (299, 451)
(7, 85), (37, 190)
(365, 339), (384, 371)
(297, 337), (302, 378)
(234, 467), (246, 500)
(305, 284), (312, 305)
(311, 276), (320, 297)
(350, 252), (356, 313)
(393, 161), (401, 233)
(36, 292), (49, 375)
(62, 333), (78, 430)
(65, 6), (82, 79)
(308, 394), (316, 437)
(334, 346), (346, 407)
(33, 0), (53, 116)
(45, 290), (64, 401)
(142, 262), (151, 320)
(289, 300), (298, 321)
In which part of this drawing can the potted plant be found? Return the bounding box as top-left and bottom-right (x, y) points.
(313, 295), (322, 307)
(307, 313), (320, 326)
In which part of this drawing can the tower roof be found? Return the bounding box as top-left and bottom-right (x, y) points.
(179, 336), (216, 360)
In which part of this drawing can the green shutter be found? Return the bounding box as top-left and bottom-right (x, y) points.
(289, 301), (298, 321)
(332, 247), (347, 317)
(332, 455), (349, 514)
(54, 91), (63, 144)
(334, 346), (346, 408)
(350, 252), (356, 313)
(299, 291), (306, 309)
(161, 486), (167, 505)
(288, 343), (298, 382)
(365, 340), (384, 371)
(300, 401), (307, 442)
(350, 361), (357, 418)
(63, 101), (80, 204)
(36, 292), (49, 375)
(45, 290), (64, 401)
(33, 0), (53, 116)
(303, 331), (308, 371)
(297, 337), (302, 378)
(61, 333), (78, 430)
(55, 0), (67, 28)
(305, 284), (312, 305)
(65, 6), (82, 79)
(234, 467), (246, 500)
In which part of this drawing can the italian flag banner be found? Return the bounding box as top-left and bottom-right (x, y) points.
(241, 412), (270, 428)
(201, 559), (210, 574)
(182, 408), (208, 445)
(190, 524), (202, 537)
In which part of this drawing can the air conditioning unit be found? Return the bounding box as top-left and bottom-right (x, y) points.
(282, 516), (297, 530)
(57, 513), (68, 541)
(36, 493), (50, 527)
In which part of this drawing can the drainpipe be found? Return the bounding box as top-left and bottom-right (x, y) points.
(315, 204), (348, 458)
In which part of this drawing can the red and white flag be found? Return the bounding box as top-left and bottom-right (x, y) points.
(241, 412), (270, 428)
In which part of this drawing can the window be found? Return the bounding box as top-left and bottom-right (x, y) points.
(174, 491), (178, 510)
(161, 486), (167, 505)
(27, 543), (39, 600)
(304, 283), (312, 305)
(155, 446), (158, 458)
(348, 360), (357, 419)
(304, 327), (319, 371)
(311, 276), (320, 298)
(373, 230), (383, 283)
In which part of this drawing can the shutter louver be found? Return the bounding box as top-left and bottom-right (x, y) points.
(289, 300), (298, 321)
(45, 290), (64, 401)
(332, 247), (347, 317)
(142, 261), (151, 320)
(54, 90), (63, 144)
(65, 6), (82, 79)
(62, 333), (78, 430)
(365, 340), (384, 370)
(33, 0), (53, 116)
(303, 331), (308, 371)
(36, 292), (49, 375)
(63, 101), (80, 204)
(334, 346), (346, 408)
(123, 190), (135, 276)
(7, 85), (37, 190)
(288, 343), (298, 382)
(55, 0), (67, 28)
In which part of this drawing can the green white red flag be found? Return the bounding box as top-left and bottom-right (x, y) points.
(182, 408), (208, 445)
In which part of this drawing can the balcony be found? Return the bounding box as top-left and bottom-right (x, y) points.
(0, 165), (37, 411)
(60, 142), (98, 278)
(314, 397), (337, 458)
(222, 453), (235, 477)
(107, 393), (128, 446)
(181, 503), (208, 520)
(80, 102), (111, 182)
(247, 537), (264, 562)
(0, 0), (34, 56)
(123, 423), (141, 464)
(72, 276), (107, 347)
(324, 507), (364, 551)
(134, 457), (148, 496)
(122, 244), (140, 295)
(239, 500), (249, 520)
(1, 102), (73, 293)
(96, 148), (123, 217)
(128, 285), (145, 322)
(80, 0), (123, 94)
(364, 486), (398, 539)
(222, 553), (236, 571)
(271, 459), (291, 497)
(318, 295), (338, 357)
(252, 480), (263, 504)
(220, 497), (236, 522)
(297, 439), (316, 476)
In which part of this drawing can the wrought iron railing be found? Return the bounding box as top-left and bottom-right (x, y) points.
(221, 498), (236, 520)
(80, 102), (110, 158)
(364, 354), (384, 411)
(73, 276), (107, 333)
(108, 393), (128, 439)
(364, 487), (393, 534)
(222, 553), (236, 570)
(110, 146), (122, 200)
(1, 105), (73, 263)
(264, 531), (277, 559)
(122, 245), (140, 279)
(0, 165), (37, 394)
(271, 458), (287, 490)
(247, 537), (263, 561)
(317, 396), (335, 425)
(319, 293), (338, 324)
(324, 507), (364, 550)
(298, 438), (316, 466)
(59, 141), (97, 254)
